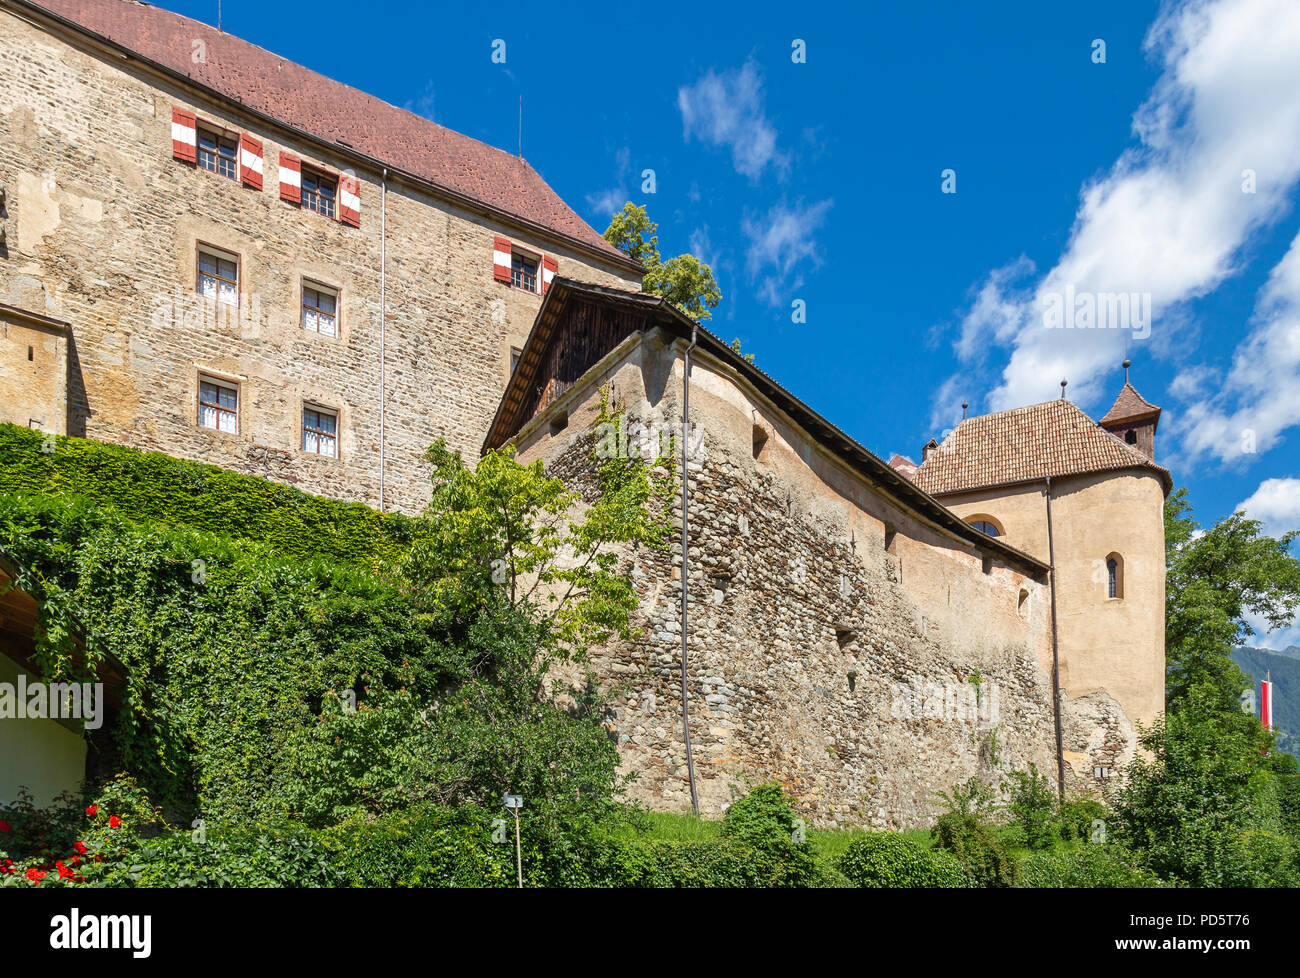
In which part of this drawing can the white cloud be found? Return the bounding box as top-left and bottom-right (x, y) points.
(584, 187), (628, 221)
(742, 199), (833, 305)
(1177, 227), (1300, 464)
(943, 0), (1300, 419)
(678, 59), (787, 181)
(1236, 477), (1300, 539)
(584, 147), (633, 221)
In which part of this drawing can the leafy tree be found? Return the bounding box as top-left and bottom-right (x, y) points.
(1116, 684), (1280, 886)
(1165, 487), (1300, 712)
(604, 203), (721, 322)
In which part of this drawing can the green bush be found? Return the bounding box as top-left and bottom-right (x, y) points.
(720, 785), (819, 887)
(1058, 797), (1110, 843)
(1004, 765), (1057, 850)
(932, 812), (1017, 888)
(838, 833), (972, 888)
(1016, 843), (1165, 888)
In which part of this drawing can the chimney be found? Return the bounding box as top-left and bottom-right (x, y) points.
(921, 438), (939, 461)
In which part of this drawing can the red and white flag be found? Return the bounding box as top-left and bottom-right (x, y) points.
(1261, 675), (1273, 731)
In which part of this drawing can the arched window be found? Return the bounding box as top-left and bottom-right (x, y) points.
(966, 515), (1004, 538)
(1105, 552), (1124, 599)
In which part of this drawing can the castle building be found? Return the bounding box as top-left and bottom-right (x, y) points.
(0, 0), (641, 515)
(486, 280), (1168, 823)
(909, 374), (1171, 786)
(0, 0), (1169, 822)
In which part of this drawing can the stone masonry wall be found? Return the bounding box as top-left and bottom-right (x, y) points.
(516, 335), (1060, 828)
(0, 8), (640, 513)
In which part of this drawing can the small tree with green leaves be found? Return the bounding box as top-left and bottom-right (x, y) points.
(604, 202), (721, 323)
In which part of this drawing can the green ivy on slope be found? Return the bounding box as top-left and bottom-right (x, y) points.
(0, 424), (418, 566)
(0, 495), (472, 821)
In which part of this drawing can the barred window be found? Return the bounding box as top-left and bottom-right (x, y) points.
(302, 405), (338, 458)
(198, 376), (238, 434)
(301, 168), (336, 218)
(198, 248), (239, 306)
(302, 282), (338, 337)
(197, 126), (237, 179)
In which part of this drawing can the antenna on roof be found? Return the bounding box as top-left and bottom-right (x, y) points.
(1060, 379), (1068, 400)
(217, 0), (222, 32)
(961, 401), (968, 420)
(518, 96), (523, 159)
(1123, 358), (1131, 384)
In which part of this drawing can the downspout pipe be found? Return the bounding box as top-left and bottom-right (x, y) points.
(680, 326), (700, 815)
(1045, 475), (1066, 803)
(379, 168), (388, 512)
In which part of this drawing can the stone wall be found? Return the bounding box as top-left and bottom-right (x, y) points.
(0, 7), (640, 513)
(0, 306), (66, 434)
(514, 331), (1060, 828)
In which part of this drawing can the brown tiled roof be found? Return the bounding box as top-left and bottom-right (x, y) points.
(21, 0), (636, 270)
(913, 399), (1172, 496)
(887, 453), (918, 479)
(1099, 382), (1162, 427)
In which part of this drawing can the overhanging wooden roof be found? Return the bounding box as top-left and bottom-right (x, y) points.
(483, 279), (1050, 577)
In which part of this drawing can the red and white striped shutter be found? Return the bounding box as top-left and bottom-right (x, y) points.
(238, 135), (263, 190)
(279, 152), (301, 203)
(542, 256), (558, 294)
(492, 237), (512, 283)
(171, 108), (196, 163)
(339, 174), (361, 227)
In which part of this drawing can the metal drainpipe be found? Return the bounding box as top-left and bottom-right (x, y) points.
(1045, 475), (1066, 803)
(379, 168), (387, 512)
(680, 326), (700, 815)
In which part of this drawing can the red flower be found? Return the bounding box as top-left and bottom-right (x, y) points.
(93, 854), (104, 863)
(0, 820), (11, 832)
(70, 855), (81, 866)
(26, 867), (46, 884)
(73, 841), (87, 855)
(85, 804), (98, 817)
(108, 816), (121, 829)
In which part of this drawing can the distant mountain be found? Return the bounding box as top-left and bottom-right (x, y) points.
(1232, 645), (1300, 754)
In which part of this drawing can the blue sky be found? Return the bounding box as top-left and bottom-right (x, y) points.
(172, 0), (1299, 645)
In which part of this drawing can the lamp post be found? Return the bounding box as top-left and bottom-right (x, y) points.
(503, 793), (523, 888)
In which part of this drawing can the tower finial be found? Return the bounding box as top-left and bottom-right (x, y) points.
(1123, 358), (1131, 384)
(1060, 379), (1068, 400)
(961, 401), (968, 420)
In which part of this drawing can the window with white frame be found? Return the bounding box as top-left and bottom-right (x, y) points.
(302, 404), (338, 458)
(197, 126), (238, 179)
(198, 375), (238, 433)
(302, 282), (338, 336)
(198, 247), (239, 306)
(511, 252), (538, 292)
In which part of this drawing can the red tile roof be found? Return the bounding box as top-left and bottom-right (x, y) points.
(887, 453), (919, 479)
(1099, 382), (1162, 427)
(24, 0), (637, 270)
(913, 399), (1172, 496)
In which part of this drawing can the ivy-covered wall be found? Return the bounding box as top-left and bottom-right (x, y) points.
(0, 424), (419, 566)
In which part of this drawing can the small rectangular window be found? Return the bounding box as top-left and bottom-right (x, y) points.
(301, 167), (337, 219)
(302, 404), (338, 458)
(198, 247), (239, 306)
(198, 375), (238, 433)
(510, 346), (523, 373)
(302, 282), (338, 337)
(511, 253), (538, 292)
(197, 126), (238, 179)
